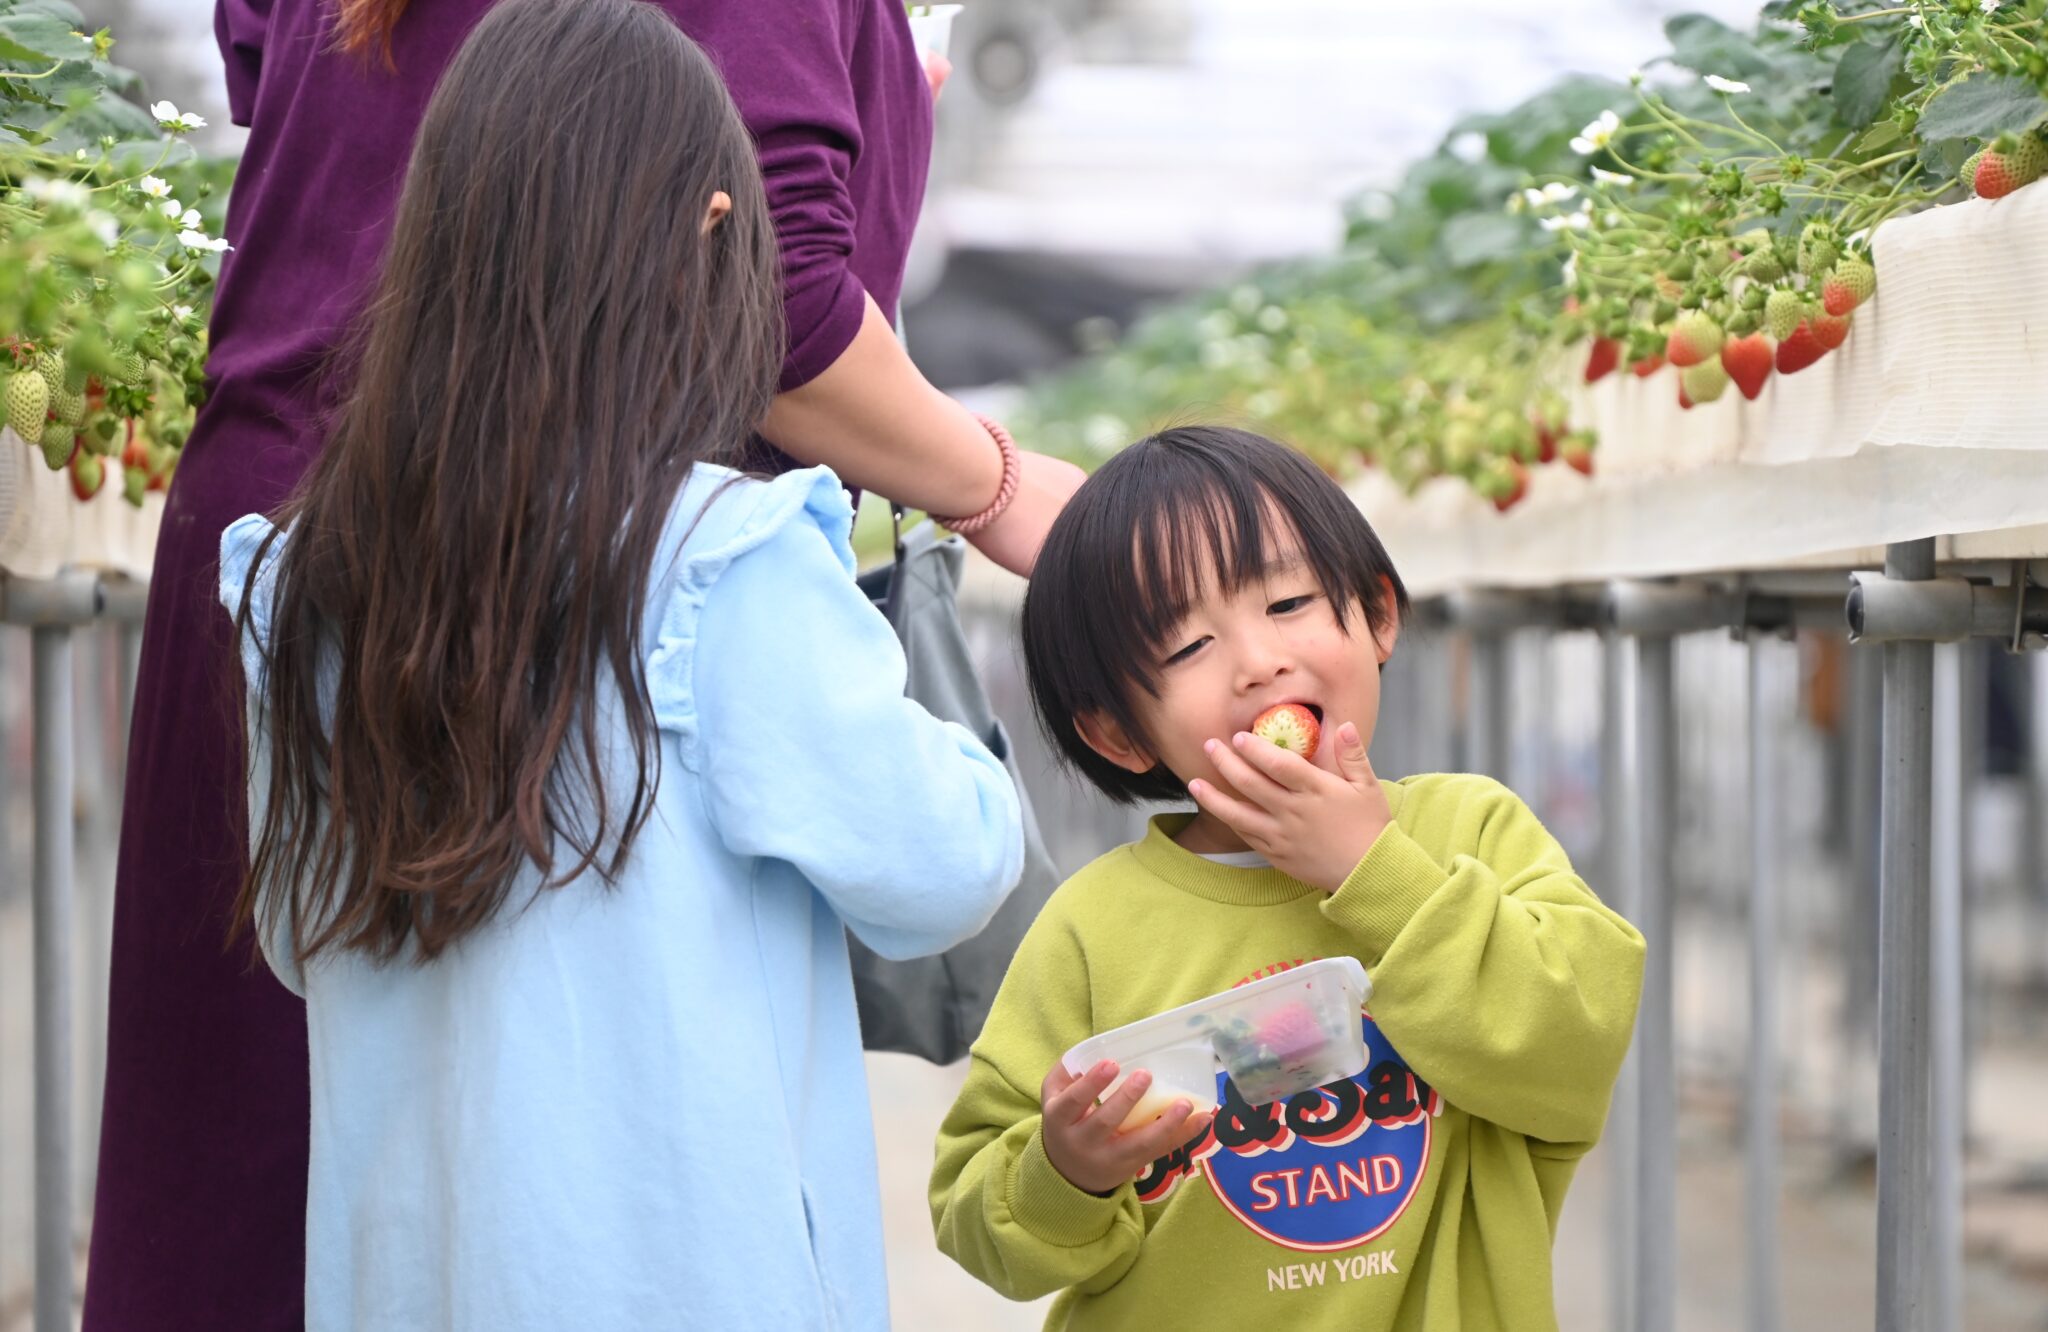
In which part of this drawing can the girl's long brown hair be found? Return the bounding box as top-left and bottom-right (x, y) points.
(236, 0), (783, 964)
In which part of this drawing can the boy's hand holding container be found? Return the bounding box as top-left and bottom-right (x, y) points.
(1189, 719), (1394, 892)
(1039, 1059), (1214, 1196)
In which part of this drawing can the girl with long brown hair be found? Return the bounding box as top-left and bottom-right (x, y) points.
(212, 1), (1021, 1324)
(89, 0), (1073, 1321)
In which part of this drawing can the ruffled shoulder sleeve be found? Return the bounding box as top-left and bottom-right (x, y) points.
(218, 511), (286, 694)
(645, 465), (855, 768)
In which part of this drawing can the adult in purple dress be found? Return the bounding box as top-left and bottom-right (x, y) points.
(83, 1), (1082, 1326)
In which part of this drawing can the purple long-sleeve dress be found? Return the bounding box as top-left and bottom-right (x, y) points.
(83, 2), (931, 1326)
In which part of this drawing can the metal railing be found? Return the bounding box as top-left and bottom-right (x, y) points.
(4, 542), (2045, 1331)
(2, 571), (145, 1332)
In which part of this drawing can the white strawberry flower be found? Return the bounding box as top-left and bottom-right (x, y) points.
(1571, 110), (1622, 156)
(137, 175), (173, 199)
(159, 197), (184, 220)
(1591, 166), (1634, 187)
(151, 101), (207, 133)
(180, 208), (202, 229)
(172, 304), (195, 323)
(23, 176), (91, 210)
(1704, 75), (1751, 94)
(179, 229), (231, 254)
(1539, 210), (1591, 233)
(87, 211), (120, 246)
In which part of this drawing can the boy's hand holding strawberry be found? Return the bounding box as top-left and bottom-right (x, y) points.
(1189, 720), (1391, 893)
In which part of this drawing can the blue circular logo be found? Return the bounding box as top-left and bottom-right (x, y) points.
(1150, 1015), (1434, 1252)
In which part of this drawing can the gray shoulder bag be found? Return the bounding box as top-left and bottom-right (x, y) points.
(849, 510), (1060, 1064)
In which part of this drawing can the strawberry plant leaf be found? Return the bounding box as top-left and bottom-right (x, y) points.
(1833, 38), (1903, 129)
(1916, 73), (2048, 144)
(1665, 14), (1772, 81)
(0, 11), (77, 60)
(1440, 213), (1532, 269)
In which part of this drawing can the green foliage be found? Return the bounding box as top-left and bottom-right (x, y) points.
(1, 0), (236, 499)
(1018, 1), (2048, 501)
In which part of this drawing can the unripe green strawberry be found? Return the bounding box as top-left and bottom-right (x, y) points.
(1798, 227), (1838, 277)
(115, 350), (148, 385)
(1974, 135), (2047, 199)
(122, 464), (148, 507)
(1743, 248), (1784, 283)
(1821, 257), (1876, 316)
(1765, 290), (1806, 342)
(34, 351), (66, 399)
(85, 415), (119, 456)
(40, 419), (76, 470)
(1680, 357), (1731, 405)
(52, 382), (85, 426)
(1960, 148), (1987, 194)
(1665, 311), (1724, 368)
(7, 371), (48, 444)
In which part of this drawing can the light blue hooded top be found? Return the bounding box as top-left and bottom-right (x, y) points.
(220, 464), (1025, 1331)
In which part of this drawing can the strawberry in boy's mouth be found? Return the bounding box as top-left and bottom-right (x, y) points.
(1249, 702), (1322, 760)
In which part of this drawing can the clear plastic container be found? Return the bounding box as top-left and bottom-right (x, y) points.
(905, 4), (962, 60)
(1061, 957), (1372, 1117)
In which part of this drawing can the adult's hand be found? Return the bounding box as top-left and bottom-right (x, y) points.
(963, 450), (1086, 578)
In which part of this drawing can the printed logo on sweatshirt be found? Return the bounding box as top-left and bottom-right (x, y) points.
(1134, 1013), (1439, 1254)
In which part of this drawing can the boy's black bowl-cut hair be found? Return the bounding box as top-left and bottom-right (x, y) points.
(1021, 425), (1410, 805)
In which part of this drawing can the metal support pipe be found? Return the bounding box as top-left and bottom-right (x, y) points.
(1929, 643), (1964, 1332)
(1745, 634), (1781, 1332)
(1471, 631), (1512, 781)
(32, 622), (77, 1332)
(1840, 646), (1883, 1164)
(1847, 570), (2048, 645)
(1601, 629), (1638, 1332)
(1632, 633), (1677, 1332)
(1876, 537), (1936, 1332)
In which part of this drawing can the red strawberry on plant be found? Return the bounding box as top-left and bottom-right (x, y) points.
(1719, 333), (1774, 401)
(1974, 134), (2047, 199)
(1665, 311), (1724, 368)
(70, 451), (105, 502)
(1483, 457), (1529, 513)
(1631, 354), (1665, 378)
(1533, 421), (1560, 465)
(1678, 384), (1695, 411)
(1251, 702), (1321, 760)
(1810, 310), (1850, 351)
(1821, 257), (1875, 316)
(1775, 321), (1827, 375)
(1583, 336), (1621, 384)
(1559, 430), (1595, 476)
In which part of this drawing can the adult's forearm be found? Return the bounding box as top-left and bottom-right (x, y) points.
(760, 294), (1003, 517)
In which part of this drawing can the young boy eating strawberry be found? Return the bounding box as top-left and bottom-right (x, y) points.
(929, 425), (1645, 1330)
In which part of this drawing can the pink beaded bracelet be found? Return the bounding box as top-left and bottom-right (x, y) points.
(931, 413), (1021, 536)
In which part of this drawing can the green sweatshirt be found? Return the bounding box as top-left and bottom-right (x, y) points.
(930, 773), (1645, 1331)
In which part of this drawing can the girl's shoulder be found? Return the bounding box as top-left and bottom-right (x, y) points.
(659, 462), (856, 589)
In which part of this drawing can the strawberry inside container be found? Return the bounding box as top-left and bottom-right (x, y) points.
(1061, 956), (1372, 1115)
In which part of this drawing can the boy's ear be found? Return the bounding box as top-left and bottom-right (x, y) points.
(1372, 573), (1402, 664)
(1074, 709), (1156, 775)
